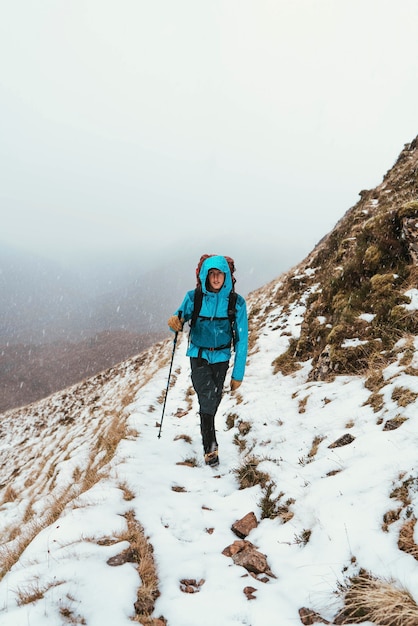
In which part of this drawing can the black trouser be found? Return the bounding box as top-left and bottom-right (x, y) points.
(190, 357), (229, 453)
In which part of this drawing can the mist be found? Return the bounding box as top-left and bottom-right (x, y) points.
(2, 1), (418, 346)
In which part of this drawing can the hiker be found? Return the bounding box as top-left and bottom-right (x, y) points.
(167, 255), (248, 467)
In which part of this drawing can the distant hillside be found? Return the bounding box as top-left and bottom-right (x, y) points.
(0, 241), (286, 347)
(0, 246), (180, 344)
(0, 241), (288, 410)
(0, 329), (165, 412)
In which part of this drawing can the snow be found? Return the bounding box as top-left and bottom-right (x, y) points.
(341, 338), (368, 347)
(404, 288), (418, 310)
(1, 284), (418, 625)
(359, 313), (375, 322)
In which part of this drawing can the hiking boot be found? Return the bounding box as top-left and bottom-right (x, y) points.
(204, 449), (219, 467)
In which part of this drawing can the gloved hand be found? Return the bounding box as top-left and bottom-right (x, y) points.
(168, 315), (184, 333)
(230, 379), (242, 392)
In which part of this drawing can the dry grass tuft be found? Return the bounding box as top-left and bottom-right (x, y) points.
(225, 412), (239, 430)
(335, 570), (418, 625)
(233, 456), (270, 490)
(174, 433), (192, 444)
(120, 510), (161, 623)
(258, 482), (295, 523)
(0, 521), (43, 581)
(382, 508), (402, 532)
(398, 518), (418, 560)
(1, 484), (18, 504)
(237, 420), (251, 436)
(16, 578), (64, 606)
(176, 457), (198, 467)
(390, 475), (417, 507)
(363, 391), (384, 413)
(364, 369), (385, 392)
(233, 434), (247, 452)
(308, 435), (325, 458)
(383, 415), (408, 431)
(391, 386), (418, 407)
(298, 396), (308, 413)
(59, 601), (87, 624)
(293, 529), (311, 546)
(272, 345), (302, 376)
(119, 482), (135, 501)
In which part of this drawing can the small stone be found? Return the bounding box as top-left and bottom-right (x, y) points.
(244, 586), (257, 600)
(231, 512), (258, 538)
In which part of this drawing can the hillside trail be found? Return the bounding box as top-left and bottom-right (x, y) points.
(121, 332), (283, 626)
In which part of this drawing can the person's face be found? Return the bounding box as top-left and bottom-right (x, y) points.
(208, 269), (225, 292)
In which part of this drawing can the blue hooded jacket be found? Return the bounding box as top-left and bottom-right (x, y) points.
(174, 255), (248, 381)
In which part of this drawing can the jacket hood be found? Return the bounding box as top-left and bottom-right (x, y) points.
(199, 255), (233, 295)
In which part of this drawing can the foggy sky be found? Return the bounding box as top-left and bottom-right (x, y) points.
(1, 0), (418, 276)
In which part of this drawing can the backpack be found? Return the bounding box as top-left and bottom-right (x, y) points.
(190, 254), (238, 347)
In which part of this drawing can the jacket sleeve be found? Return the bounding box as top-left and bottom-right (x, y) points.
(174, 290), (195, 323)
(231, 295), (248, 381)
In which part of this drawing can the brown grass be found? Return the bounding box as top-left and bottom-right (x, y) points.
(120, 510), (161, 623)
(233, 456), (270, 490)
(119, 482), (135, 501)
(363, 391), (384, 413)
(16, 578), (64, 606)
(233, 434), (247, 452)
(298, 396), (308, 413)
(364, 369), (385, 392)
(258, 483), (295, 523)
(308, 435), (325, 458)
(0, 411), (129, 582)
(237, 420), (251, 436)
(79, 413), (129, 491)
(1, 484), (18, 504)
(1, 488), (75, 575)
(335, 570), (418, 625)
(0, 520), (44, 580)
(225, 413), (239, 430)
(391, 386), (418, 407)
(174, 434), (192, 444)
(272, 346), (302, 376)
(398, 518), (418, 560)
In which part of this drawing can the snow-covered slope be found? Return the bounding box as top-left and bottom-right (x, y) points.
(1, 137), (418, 626)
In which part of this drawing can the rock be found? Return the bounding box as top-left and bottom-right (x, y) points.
(107, 548), (138, 566)
(179, 579), (205, 593)
(222, 539), (251, 557)
(299, 607), (330, 624)
(231, 511), (258, 538)
(134, 592), (156, 615)
(310, 345), (333, 381)
(243, 586), (257, 600)
(223, 539), (274, 577)
(232, 545), (271, 576)
(328, 433), (355, 448)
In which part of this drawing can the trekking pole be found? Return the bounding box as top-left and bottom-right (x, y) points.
(158, 311), (182, 438)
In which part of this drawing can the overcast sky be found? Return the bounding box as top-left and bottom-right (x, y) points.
(1, 0), (418, 278)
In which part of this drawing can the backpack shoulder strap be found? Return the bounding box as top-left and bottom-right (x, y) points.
(191, 288), (237, 335)
(228, 291), (238, 347)
(227, 291), (237, 322)
(191, 286), (203, 327)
